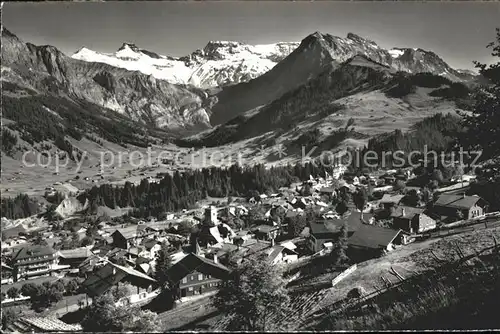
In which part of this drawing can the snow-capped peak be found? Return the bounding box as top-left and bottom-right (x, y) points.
(115, 43), (143, 59)
(117, 42), (140, 52)
(389, 48), (405, 58)
(72, 40), (300, 88)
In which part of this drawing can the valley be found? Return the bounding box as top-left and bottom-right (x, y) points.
(0, 28), (473, 202)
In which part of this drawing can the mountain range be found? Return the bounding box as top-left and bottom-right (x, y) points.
(1, 27), (477, 160)
(71, 31), (476, 92)
(72, 40), (300, 88)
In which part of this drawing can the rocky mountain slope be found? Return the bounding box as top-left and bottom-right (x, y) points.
(1, 28), (212, 131)
(208, 32), (476, 126)
(72, 40), (299, 88)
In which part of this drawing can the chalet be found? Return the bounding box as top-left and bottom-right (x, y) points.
(11, 245), (58, 282)
(348, 225), (407, 256)
(165, 253), (231, 299)
(127, 238), (163, 261)
(433, 194), (488, 220)
(136, 261), (154, 276)
(391, 206), (437, 234)
(252, 225), (281, 243)
(58, 247), (94, 269)
(140, 238), (163, 259)
(207, 238), (271, 266)
(307, 212), (374, 253)
(78, 253), (107, 276)
(110, 225), (159, 250)
(380, 194), (405, 210)
(82, 261), (156, 300)
(198, 223), (235, 247)
(265, 245), (298, 266)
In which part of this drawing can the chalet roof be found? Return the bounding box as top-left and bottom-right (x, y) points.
(82, 262), (156, 297)
(136, 256), (151, 266)
(137, 263), (151, 274)
(2, 262), (13, 270)
(112, 226), (140, 240)
(19, 316), (82, 332)
(78, 254), (101, 271)
(112, 225), (155, 240)
(209, 243), (239, 258)
(390, 206), (426, 220)
(241, 238), (271, 253)
(380, 194), (405, 205)
(106, 247), (128, 260)
(309, 222), (336, 236)
(165, 253), (230, 286)
(310, 212), (373, 238)
(12, 245), (55, 262)
(266, 245), (297, 264)
(434, 194), (486, 210)
(127, 247), (142, 256)
(142, 238), (161, 250)
(58, 247), (93, 259)
(280, 240), (297, 251)
(348, 225), (403, 250)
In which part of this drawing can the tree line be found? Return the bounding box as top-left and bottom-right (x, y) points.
(81, 162), (335, 219)
(1, 194), (39, 220)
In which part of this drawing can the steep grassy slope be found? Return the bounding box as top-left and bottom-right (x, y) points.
(307, 226), (500, 330)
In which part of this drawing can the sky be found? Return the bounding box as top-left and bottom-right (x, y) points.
(3, 1), (499, 70)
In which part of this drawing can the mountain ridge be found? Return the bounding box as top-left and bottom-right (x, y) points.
(207, 31), (476, 126)
(72, 39), (300, 88)
(71, 31), (476, 92)
(1, 27), (213, 131)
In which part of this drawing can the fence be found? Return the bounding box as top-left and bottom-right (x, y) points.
(319, 238), (500, 320)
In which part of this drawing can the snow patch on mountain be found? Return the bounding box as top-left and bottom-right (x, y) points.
(72, 41), (300, 88)
(389, 49), (404, 58)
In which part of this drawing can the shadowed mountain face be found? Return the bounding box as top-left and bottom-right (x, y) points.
(1, 28), (213, 132)
(187, 56), (396, 146)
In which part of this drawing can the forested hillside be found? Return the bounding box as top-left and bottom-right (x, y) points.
(79, 162), (332, 218)
(367, 113), (464, 156)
